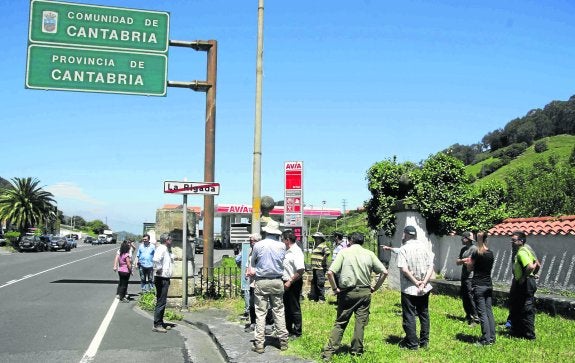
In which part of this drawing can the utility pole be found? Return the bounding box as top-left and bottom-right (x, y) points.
(342, 199), (347, 229)
(316, 200), (326, 232)
(251, 0), (265, 234)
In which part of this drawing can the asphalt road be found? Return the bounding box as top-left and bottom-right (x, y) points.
(0, 243), (231, 363)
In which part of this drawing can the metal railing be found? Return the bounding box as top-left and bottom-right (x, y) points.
(195, 266), (242, 299)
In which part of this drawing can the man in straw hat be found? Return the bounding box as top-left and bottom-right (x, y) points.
(248, 220), (289, 353)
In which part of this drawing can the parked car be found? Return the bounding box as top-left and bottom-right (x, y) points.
(94, 235), (107, 245)
(67, 238), (77, 249)
(50, 236), (70, 251)
(84, 236), (94, 244)
(194, 238), (204, 254)
(39, 235), (54, 250)
(19, 236), (46, 252)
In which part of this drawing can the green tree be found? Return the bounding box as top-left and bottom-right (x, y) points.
(365, 157), (417, 236)
(455, 180), (508, 232)
(0, 177), (56, 244)
(409, 153), (470, 235)
(86, 219), (108, 235)
(505, 156), (575, 217)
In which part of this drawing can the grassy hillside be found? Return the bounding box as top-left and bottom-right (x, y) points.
(467, 134), (575, 186)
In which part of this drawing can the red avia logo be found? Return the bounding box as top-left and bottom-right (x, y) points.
(285, 162), (302, 170)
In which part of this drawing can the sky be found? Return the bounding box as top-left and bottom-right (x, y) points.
(2, 0), (575, 234)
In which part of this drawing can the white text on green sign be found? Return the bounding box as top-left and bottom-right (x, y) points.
(29, 0), (169, 53)
(26, 45), (167, 96)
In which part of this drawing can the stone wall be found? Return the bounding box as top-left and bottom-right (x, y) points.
(155, 206), (197, 298)
(385, 208), (575, 291)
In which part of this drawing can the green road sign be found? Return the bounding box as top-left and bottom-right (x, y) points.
(29, 0), (169, 53)
(26, 44), (167, 96)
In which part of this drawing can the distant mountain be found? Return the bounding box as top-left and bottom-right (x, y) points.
(0, 177), (11, 189)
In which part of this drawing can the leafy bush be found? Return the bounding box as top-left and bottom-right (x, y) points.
(5, 231), (21, 248)
(491, 142), (528, 159)
(365, 157), (418, 236)
(409, 153), (470, 235)
(534, 140), (548, 153)
(505, 156), (575, 217)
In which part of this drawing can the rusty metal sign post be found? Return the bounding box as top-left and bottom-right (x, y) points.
(167, 40), (217, 306)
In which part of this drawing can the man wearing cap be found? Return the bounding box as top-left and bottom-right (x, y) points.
(152, 233), (174, 333)
(397, 225), (434, 350)
(308, 232), (331, 302)
(321, 232), (388, 359)
(249, 221), (289, 353)
(456, 231), (479, 325)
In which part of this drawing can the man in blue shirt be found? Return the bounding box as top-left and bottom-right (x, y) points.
(136, 234), (155, 293)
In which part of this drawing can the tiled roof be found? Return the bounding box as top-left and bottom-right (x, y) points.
(488, 215), (575, 236)
(161, 204), (202, 214)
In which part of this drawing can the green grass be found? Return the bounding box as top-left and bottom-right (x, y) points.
(137, 291), (183, 321)
(225, 289), (574, 362)
(468, 135), (575, 186)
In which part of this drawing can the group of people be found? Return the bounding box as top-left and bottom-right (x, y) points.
(457, 229), (540, 345)
(111, 233), (176, 334)
(242, 221), (388, 357)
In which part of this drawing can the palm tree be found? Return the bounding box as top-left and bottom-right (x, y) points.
(0, 177), (56, 244)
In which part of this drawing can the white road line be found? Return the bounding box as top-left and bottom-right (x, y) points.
(0, 248), (117, 290)
(79, 298), (119, 363)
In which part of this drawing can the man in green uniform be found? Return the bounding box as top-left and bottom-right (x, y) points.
(308, 232), (330, 302)
(509, 230), (540, 340)
(321, 232), (388, 359)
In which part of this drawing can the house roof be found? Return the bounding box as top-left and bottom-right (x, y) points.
(488, 215), (575, 236)
(161, 204), (202, 215)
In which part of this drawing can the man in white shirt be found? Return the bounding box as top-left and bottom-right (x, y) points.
(397, 226), (434, 350)
(152, 233), (174, 333)
(282, 230), (305, 338)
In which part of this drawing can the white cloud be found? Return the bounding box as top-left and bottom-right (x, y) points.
(46, 182), (104, 206)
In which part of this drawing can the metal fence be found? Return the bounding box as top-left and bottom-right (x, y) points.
(195, 266), (243, 299)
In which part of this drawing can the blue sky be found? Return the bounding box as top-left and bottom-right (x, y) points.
(2, 0), (574, 234)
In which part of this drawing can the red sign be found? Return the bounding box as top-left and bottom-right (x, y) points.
(285, 161), (303, 190)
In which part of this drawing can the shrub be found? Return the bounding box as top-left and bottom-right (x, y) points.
(5, 231), (21, 248)
(534, 140), (548, 153)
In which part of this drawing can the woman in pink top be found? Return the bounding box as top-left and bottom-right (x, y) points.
(113, 241), (133, 302)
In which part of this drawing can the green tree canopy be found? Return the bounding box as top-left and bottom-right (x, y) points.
(505, 156), (575, 217)
(365, 156), (417, 236)
(86, 219), (108, 235)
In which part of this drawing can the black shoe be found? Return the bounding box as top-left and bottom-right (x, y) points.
(398, 340), (418, 350)
(419, 342), (429, 350)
